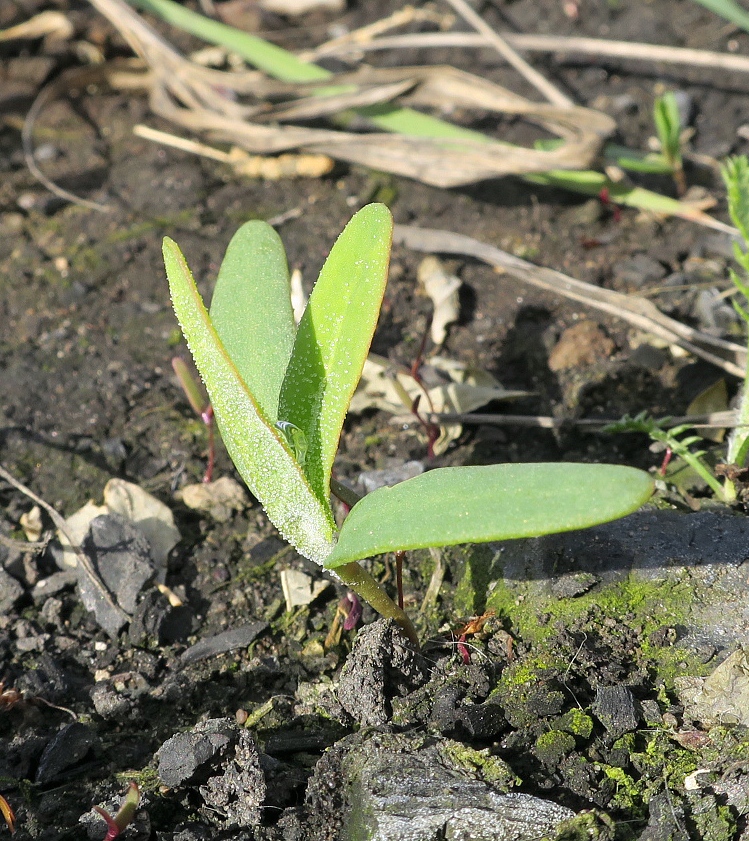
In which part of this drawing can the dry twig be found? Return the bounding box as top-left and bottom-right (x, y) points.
(311, 30), (749, 78)
(393, 224), (747, 378)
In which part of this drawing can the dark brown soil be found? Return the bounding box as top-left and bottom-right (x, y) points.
(2, 0), (749, 839)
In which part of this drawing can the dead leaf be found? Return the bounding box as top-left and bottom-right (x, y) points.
(280, 568), (330, 611)
(686, 379), (728, 443)
(677, 648), (749, 727)
(20, 505), (43, 542)
(57, 480), (180, 582)
(417, 256), (461, 345)
(176, 476), (248, 522)
(58, 501), (108, 569)
(350, 353), (529, 454)
(104, 479), (179, 580)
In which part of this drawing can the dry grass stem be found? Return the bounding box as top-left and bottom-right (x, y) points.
(84, 0), (614, 187)
(312, 31), (749, 77)
(393, 224), (747, 378)
(441, 0), (574, 107)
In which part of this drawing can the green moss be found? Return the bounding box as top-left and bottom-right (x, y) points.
(689, 795), (736, 841)
(438, 742), (519, 789)
(600, 765), (641, 812)
(114, 766), (160, 793)
(492, 660), (567, 729)
(535, 730), (577, 765)
(551, 810), (616, 841)
(453, 544), (505, 616)
(553, 708), (594, 740)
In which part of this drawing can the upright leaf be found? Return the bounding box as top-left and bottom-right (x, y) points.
(324, 463), (654, 569)
(278, 204), (393, 506)
(209, 221), (295, 422)
(164, 237), (337, 564)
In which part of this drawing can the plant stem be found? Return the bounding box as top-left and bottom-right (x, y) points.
(335, 561), (419, 647)
(680, 450), (727, 500)
(725, 380), (749, 500)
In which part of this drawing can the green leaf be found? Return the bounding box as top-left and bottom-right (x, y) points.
(129, 0), (329, 82)
(723, 156), (749, 244)
(690, 0), (749, 33)
(164, 237), (337, 564)
(209, 221), (295, 422)
(653, 92), (681, 165)
(278, 204), (393, 507)
(324, 463), (654, 569)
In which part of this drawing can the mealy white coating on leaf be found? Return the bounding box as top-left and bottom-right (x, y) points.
(164, 238), (337, 565)
(278, 205), (393, 509)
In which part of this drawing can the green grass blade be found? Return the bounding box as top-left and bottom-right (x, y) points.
(527, 169), (730, 228)
(129, 0), (329, 82)
(278, 204), (393, 506)
(209, 221), (295, 422)
(604, 144), (673, 175)
(164, 237), (336, 563)
(691, 0), (749, 33)
(125, 0), (505, 140)
(324, 463), (654, 569)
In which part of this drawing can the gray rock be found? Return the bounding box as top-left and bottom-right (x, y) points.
(77, 513), (155, 637)
(592, 685), (639, 738)
(156, 718), (265, 828)
(179, 621), (268, 664)
(637, 791), (688, 841)
(91, 683), (132, 719)
(357, 461), (425, 494)
(157, 718), (238, 788)
(31, 569), (77, 601)
(0, 567), (24, 614)
(35, 722), (99, 784)
(493, 508), (749, 650)
(306, 731), (574, 841)
(613, 254), (666, 289)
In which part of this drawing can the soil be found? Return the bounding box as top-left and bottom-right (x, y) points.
(2, 0), (749, 839)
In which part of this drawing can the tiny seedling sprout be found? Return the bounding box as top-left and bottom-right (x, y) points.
(653, 91), (687, 196)
(164, 204), (654, 644)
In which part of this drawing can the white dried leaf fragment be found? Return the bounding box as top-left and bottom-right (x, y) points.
(104, 479), (180, 580)
(417, 256), (461, 346)
(177, 476), (248, 523)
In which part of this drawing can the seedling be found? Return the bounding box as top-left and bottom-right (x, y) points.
(720, 155), (749, 497)
(172, 356), (215, 482)
(164, 204), (654, 644)
(92, 782), (140, 841)
(653, 91), (687, 196)
(603, 412), (726, 500)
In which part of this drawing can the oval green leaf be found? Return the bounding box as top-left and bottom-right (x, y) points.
(164, 237), (336, 564)
(278, 203), (393, 507)
(209, 220), (295, 422)
(324, 463), (654, 569)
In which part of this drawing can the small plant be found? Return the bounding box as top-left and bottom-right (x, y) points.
(164, 204), (654, 644)
(603, 412), (725, 500)
(172, 356), (215, 482)
(720, 155), (749, 497)
(92, 782), (140, 840)
(653, 91), (687, 196)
